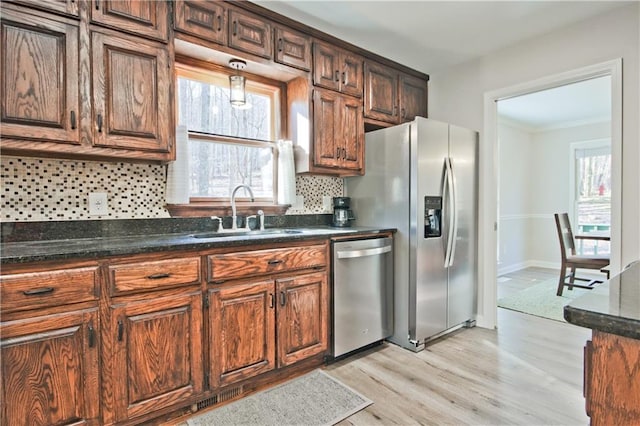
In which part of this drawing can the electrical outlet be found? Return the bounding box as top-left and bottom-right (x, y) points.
(88, 192), (108, 216)
(322, 196), (333, 213)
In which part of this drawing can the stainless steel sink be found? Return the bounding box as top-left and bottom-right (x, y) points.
(190, 229), (304, 239)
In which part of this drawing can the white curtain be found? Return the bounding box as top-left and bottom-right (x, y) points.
(277, 139), (296, 205)
(165, 125), (190, 204)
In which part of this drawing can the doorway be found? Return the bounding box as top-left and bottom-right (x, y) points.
(477, 59), (622, 330)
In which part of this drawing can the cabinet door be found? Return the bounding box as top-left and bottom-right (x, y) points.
(340, 95), (364, 173)
(276, 272), (328, 367)
(209, 280), (276, 387)
(174, 0), (226, 46)
(400, 73), (428, 122)
(313, 41), (340, 92)
(8, 0), (79, 16)
(91, 0), (169, 42)
(91, 30), (172, 154)
(364, 61), (399, 124)
(1, 9), (80, 145)
(275, 27), (311, 71)
(1, 308), (99, 426)
(340, 51), (363, 98)
(107, 291), (203, 423)
(228, 8), (272, 59)
(312, 89), (340, 169)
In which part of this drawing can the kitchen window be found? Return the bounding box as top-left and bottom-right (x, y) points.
(169, 62), (289, 216)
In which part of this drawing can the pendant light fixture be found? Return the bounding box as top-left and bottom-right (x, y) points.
(228, 59), (247, 108)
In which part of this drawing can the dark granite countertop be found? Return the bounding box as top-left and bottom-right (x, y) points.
(564, 261), (640, 340)
(1, 221), (395, 264)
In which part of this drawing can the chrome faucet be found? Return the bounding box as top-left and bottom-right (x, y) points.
(230, 184), (255, 230)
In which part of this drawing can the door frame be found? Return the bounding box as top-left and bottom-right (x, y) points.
(478, 59), (622, 330)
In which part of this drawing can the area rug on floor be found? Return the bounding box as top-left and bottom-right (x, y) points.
(186, 370), (372, 426)
(497, 278), (593, 322)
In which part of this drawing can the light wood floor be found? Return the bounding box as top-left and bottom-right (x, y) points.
(325, 267), (592, 425)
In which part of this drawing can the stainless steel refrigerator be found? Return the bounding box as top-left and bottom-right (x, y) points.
(346, 117), (478, 352)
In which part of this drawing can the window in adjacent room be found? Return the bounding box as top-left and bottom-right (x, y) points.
(570, 139), (611, 255)
(175, 62), (285, 210)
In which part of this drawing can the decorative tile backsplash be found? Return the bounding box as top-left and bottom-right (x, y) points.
(0, 156), (343, 222)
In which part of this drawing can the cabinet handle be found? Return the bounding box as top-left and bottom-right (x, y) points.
(147, 272), (171, 279)
(117, 320), (124, 342)
(335, 70), (340, 82)
(336, 147), (341, 159)
(217, 15), (222, 32)
(88, 324), (95, 348)
(279, 38), (284, 52)
(269, 293), (275, 309)
(22, 287), (54, 296)
(97, 114), (103, 133)
(95, 0), (99, 10)
(343, 148), (347, 159)
(70, 110), (76, 129)
(233, 21), (237, 36)
(393, 105), (398, 117)
(401, 107), (406, 119)
(279, 291), (286, 306)
(268, 259), (283, 265)
(342, 72), (346, 85)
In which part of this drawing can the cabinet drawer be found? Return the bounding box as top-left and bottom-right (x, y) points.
(109, 258), (201, 295)
(1, 267), (99, 312)
(208, 244), (327, 282)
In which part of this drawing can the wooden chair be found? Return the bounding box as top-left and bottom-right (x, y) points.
(554, 213), (610, 296)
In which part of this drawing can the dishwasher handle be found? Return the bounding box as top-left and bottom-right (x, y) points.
(336, 245), (392, 259)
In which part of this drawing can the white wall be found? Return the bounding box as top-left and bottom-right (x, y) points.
(497, 122), (533, 273)
(429, 3), (640, 281)
(497, 121), (612, 274)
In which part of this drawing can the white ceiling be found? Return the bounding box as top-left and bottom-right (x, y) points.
(254, 1), (624, 128)
(498, 75), (612, 131)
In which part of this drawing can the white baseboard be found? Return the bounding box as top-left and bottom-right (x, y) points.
(497, 260), (560, 275)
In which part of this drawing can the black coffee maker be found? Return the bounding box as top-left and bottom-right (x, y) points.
(332, 197), (355, 227)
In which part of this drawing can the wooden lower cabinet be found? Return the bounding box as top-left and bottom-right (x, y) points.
(209, 271), (328, 388)
(209, 279), (276, 387)
(0, 308), (100, 426)
(277, 272), (328, 367)
(584, 330), (640, 425)
(103, 290), (203, 424)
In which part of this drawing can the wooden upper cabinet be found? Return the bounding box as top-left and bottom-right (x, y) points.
(1, 308), (99, 426)
(106, 291), (203, 423)
(0, 8), (80, 145)
(364, 60), (399, 124)
(313, 88), (363, 174)
(174, 0), (227, 46)
(365, 60), (428, 125)
(7, 0), (79, 17)
(313, 41), (363, 97)
(90, 0), (169, 42)
(276, 272), (328, 367)
(399, 72), (428, 122)
(91, 30), (172, 154)
(274, 26), (311, 71)
(228, 8), (272, 59)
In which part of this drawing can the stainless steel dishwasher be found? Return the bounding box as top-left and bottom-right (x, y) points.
(331, 236), (393, 358)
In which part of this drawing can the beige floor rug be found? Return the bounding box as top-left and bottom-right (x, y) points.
(497, 278), (593, 322)
(186, 370), (372, 426)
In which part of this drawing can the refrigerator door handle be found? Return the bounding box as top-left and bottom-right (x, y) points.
(448, 157), (459, 267)
(443, 157), (455, 267)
